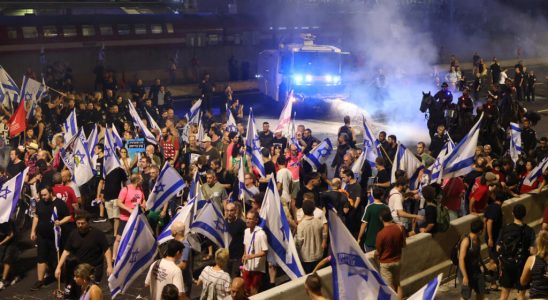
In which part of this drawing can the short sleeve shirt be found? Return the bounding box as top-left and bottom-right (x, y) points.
(118, 185), (145, 221)
(387, 188), (405, 225)
(145, 258), (185, 300)
(243, 227), (268, 272)
(361, 203), (387, 247)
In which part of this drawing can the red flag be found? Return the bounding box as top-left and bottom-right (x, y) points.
(8, 99), (26, 138)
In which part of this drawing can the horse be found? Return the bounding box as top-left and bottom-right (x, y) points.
(420, 91), (445, 139)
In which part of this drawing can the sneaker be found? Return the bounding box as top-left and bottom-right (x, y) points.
(30, 280), (44, 291)
(0, 280), (5, 290)
(10, 276), (20, 286)
(93, 217), (107, 223)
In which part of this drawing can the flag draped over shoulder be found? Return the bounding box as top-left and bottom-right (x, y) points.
(304, 138), (333, 172)
(109, 207), (157, 299)
(146, 162), (185, 212)
(259, 178), (304, 280)
(246, 108), (265, 177)
(509, 122), (523, 163)
(190, 200), (231, 249)
(0, 168), (28, 223)
(442, 113), (483, 179)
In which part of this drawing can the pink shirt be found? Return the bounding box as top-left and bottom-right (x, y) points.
(118, 184), (145, 221)
(286, 153), (303, 181)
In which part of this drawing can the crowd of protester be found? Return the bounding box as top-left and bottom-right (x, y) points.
(0, 52), (545, 300)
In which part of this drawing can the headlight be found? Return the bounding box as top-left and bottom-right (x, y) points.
(305, 74), (313, 83)
(293, 74), (303, 84)
(333, 75), (341, 84)
(324, 75), (333, 82)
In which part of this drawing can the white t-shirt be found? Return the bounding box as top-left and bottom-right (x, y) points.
(296, 207), (327, 225)
(387, 188), (405, 225)
(499, 71), (508, 85)
(276, 168), (293, 203)
(145, 258), (185, 300)
(243, 227), (268, 272)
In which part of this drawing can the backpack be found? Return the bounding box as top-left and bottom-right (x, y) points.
(436, 203), (450, 232)
(499, 224), (528, 265)
(199, 276), (219, 300)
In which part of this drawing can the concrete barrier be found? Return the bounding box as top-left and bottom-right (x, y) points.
(251, 190), (548, 300)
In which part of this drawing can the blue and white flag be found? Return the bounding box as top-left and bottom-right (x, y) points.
(145, 109), (161, 133)
(51, 206), (62, 252)
(442, 113), (483, 179)
(111, 125), (124, 149)
(363, 115), (381, 167)
(226, 104), (238, 132)
(0, 66), (20, 107)
(246, 108), (265, 177)
(367, 189), (375, 206)
(288, 112), (302, 152)
(196, 113), (206, 144)
(391, 143), (424, 189)
(104, 125), (122, 176)
(73, 130), (94, 186)
(509, 122), (523, 163)
(87, 124), (100, 161)
(328, 208), (396, 300)
(146, 162), (185, 212)
(109, 207), (157, 298)
(127, 99), (157, 145)
(428, 139), (455, 184)
(351, 146), (367, 181)
(407, 274), (442, 300)
(157, 201), (194, 245)
(0, 168), (28, 223)
(190, 200), (231, 248)
(63, 109), (78, 143)
(185, 99), (202, 124)
(259, 178), (304, 280)
(20, 76), (47, 119)
(523, 156), (548, 187)
(304, 138), (333, 172)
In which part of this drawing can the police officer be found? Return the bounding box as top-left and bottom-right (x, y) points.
(434, 82), (454, 110)
(521, 117), (537, 157)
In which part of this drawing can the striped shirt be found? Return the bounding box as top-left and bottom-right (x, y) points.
(198, 266), (231, 299)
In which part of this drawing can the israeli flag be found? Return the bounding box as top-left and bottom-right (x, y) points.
(428, 140), (455, 184)
(145, 109), (161, 133)
(111, 125), (124, 149)
(190, 200), (231, 248)
(509, 122), (523, 163)
(146, 162), (186, 212)
(351, 146), (367, 181)
(109, 207), (157, 298)
(87, 124), (100, 160)
(51, 206), (61, 252)
(63, 109), (78, 144)
(73, 130), (94, 186)
(20, 76), (47, 119)
(104, 125), (122, 176)
(259, 178), (304, 280)
(442, 113), (484, 179)
(328, 208), (396, 300)
(226, 104), (238, 133)
(196, 113), (205, 144)
(185, 99), (202, 124)
(304, 138), (333, 172)
(523, 156), (548, 186)
(274, 92), (293, 133)
(157, 201), (194, 245)
(0, 168), (28, 223)
(407, 274), (442, 300)
(127, 100), (157, 145)
(246, 108), (265, 177)
(288, 112), (302, 152)
(363, 115), (381, 167)
(391, 143), (424, 189)
(0, 66), (20, 106)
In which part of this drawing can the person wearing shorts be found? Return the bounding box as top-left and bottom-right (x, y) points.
(242, 209), (268, 296)
(102, 167), (127, 237)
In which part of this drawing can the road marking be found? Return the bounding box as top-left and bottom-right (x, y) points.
(538, 108), (548, 113)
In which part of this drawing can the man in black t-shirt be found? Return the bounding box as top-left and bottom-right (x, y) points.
(296, 173), (321, 209)
(54, 212), (112, 298)
(30, 187), (72, 291)
(258, 148), (276, 192)
(102, 167), (127, 237)
(419, 186), (437, 234)
(6, 149), (26, 179)
(497, 204), (535, 300)
(258, 122), (274, 149)
(225, 203), (246, 278)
